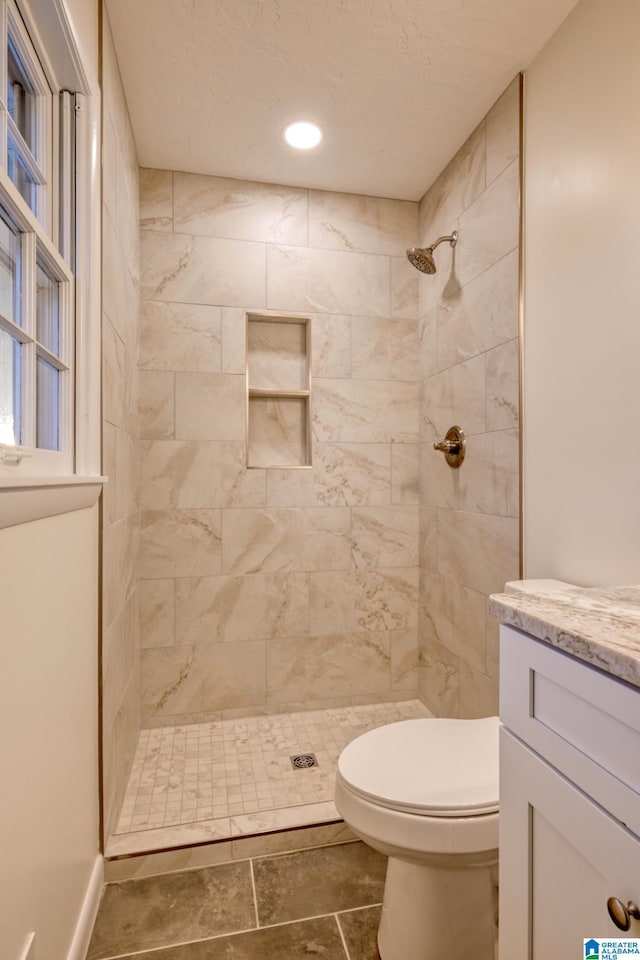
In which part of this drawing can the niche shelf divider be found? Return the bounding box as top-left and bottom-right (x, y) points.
(246, 314), (312, 469)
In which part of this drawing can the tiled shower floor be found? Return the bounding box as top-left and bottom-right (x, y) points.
(108, 699), (430, 857)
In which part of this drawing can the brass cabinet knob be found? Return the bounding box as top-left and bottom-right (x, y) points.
(607, 897), (640, 931)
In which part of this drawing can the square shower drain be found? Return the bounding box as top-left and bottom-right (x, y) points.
(290, 753), (318, 769)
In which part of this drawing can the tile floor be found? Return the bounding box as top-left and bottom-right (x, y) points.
(111, 700), (429, 855)
(88, 840), (386, 960)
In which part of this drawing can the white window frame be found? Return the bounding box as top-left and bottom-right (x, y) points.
(0, 0), (103, 523)
(5, 0), (53, 230)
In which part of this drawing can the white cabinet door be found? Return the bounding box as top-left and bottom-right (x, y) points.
(500, 728), (640, 960)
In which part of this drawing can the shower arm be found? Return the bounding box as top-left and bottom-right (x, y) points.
(429, 232), (458, 252)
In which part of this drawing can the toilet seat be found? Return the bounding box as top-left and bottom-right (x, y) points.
(337, 716), (499, 818)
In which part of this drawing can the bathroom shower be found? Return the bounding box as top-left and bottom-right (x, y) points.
(406, 230), (458, 273)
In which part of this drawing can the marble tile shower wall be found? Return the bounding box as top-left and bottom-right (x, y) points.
(138, 173), (421, 724)
(101, 10), (142, 837)
(417, 78), (521, 718)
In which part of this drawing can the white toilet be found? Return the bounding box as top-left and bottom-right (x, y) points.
(335, 716), (499, 960)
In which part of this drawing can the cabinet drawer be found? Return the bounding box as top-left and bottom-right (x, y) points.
(500, 625), (640, 837)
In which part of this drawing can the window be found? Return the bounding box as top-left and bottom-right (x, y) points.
(0, 0), (76, 477)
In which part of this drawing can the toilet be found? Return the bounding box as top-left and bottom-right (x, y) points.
(335, 716), (499, 960)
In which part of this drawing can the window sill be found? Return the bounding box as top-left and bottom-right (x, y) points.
(0, 475), (107, 528)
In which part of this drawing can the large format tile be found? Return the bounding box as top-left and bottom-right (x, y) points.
(220, 307), (247, 374)
(86, 862), (255, 959)
(309, 571), (356, 634)
(141, 509), (222, 578)
(420, 569), (487, 671)
(420, 355), (486, 443)
(113, 916), (348, 960)
(102, 515), (138, 629)
(222, 507), (351, 574)
(418, 636), (461, 717)
(311, 314), (351, 378)
(418, 123), (485, 243)
(140, 168), (173, 231)
(353, 567), (419, 631)
(141, 441), (266, 509)
(313, 379), (418, 443)
(418, 504), (439, 573)
(418, 309), (437, 380)
(139, 371), (175, 440)
(308, 190), (417, 256)
(102, 316), (126, 429)
(102, 611), (136, 734)
(253, 842), (387, 925)
(266, 443), (391, 507)
(391, 443), (419, 504)
(142, 640), (267, 719)
(114, 427), (139, 521)
(351, 317), (417, 381)
(390, 627), (419, 691)
(267, 245), (390, 317)
(417, 224), (462, 321)
(436, 510), (519, 596)
(486, 77), (520, 185)
(141, 231), (267, 307)
(174, 173), (308, 245)
(103, 211), (137, 348)
(391, 255), (419, 320)
(267, 633), (391, 703)
(351, 506), (419, 569)
(419, 430), (519, 517)
(140, 578), (175, 648)
(174, 572), (309, 644)
(456, 159), (519, 288)
(459, 659), (499, 718)
(486, 337), (519, 431)
(175, 372), (246, 442)
(338, 905), (383, 960)
(435, 249), (519, 371)
(140, 301), (222, 372)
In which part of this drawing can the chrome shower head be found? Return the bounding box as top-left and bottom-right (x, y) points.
(407, 247), (437, 274)
(406, 230), (458, 274)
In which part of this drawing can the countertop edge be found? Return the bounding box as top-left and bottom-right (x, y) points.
(490, 590), (640, 690)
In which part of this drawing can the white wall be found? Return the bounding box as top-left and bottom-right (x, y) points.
(0, 3), (101, 959)
(523, 0), (640, 585)
(0, 508), (100, 960)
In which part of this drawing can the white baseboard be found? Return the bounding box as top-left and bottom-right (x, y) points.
(67, 855), (103, 960)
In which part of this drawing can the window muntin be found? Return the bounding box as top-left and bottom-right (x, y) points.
(0, 210), (20, 325)
(36, 354), (58, 450)
(0, 327), (20, 444)
(36, 259), (59, 354)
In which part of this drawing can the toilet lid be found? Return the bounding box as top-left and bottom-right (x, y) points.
(337, 717), (499, 817)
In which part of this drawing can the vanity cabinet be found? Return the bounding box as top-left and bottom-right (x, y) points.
(499, 625), (640, 958)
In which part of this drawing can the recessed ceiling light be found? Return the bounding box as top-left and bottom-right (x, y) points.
(284, 121), (322, 150)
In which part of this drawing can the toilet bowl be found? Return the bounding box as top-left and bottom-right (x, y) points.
(335, 716), (499, 960)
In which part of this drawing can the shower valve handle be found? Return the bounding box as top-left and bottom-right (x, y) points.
(433, 439), (456, 453)
(433, 426), (466, 469)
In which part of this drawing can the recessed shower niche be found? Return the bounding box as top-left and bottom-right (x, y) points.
(246, 313), (312, 468)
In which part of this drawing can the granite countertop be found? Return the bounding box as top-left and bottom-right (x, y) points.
(489, 579), (640, 689)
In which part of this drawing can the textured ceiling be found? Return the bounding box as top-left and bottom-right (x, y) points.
(105, 0), (578, 201)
